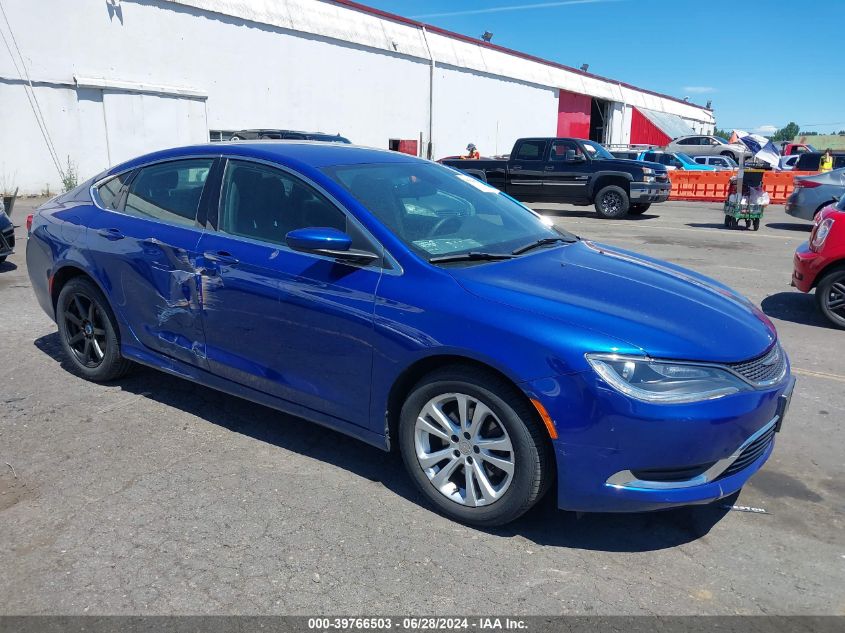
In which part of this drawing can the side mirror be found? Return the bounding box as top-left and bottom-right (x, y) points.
(285, 227), (379, 264)
(565, 150), (585, 163)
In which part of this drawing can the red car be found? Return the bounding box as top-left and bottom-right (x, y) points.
(793, 198), (845, 328)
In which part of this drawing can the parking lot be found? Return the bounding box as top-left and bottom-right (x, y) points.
(1, 198), (843, 615)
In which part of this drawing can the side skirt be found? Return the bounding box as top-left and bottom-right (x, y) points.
(121, 344), (390, 451)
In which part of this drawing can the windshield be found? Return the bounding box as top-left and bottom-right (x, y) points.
(323, 162), (574, 262)
(309, 134), (351, 144)
(581, 141), (614, 160)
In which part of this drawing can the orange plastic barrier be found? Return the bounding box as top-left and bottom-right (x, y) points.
(668, 170), (819, 204)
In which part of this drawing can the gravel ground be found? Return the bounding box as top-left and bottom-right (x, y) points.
(0, 198), (843, 615)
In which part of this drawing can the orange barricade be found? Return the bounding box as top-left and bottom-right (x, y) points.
(668, 170), (819, 204)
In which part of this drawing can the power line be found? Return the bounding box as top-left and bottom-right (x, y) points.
(0, 0), (65, 181)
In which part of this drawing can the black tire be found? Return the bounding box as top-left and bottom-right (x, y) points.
(752, 218), (760, 231)
(398, 366), (552, 527)
(0, 256), (6, 264)
(724, 215), (731, 227)
(594, 185), (630, 219)
(629, 203), (650, 215)
(56, 277), (132, 381)
(815, 269), (845, 329)
(229, 135), (243, 141)
(720, 151), (738, 163)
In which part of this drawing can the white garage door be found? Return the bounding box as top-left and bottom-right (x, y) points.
(102, 90), (207, 166)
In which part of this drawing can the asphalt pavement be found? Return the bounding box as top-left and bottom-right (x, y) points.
(0, 198), (843, 615)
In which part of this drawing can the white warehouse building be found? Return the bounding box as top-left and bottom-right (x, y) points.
(0, 0), (715, 194)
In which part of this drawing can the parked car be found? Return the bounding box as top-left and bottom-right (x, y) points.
(785, 168), (845, 221)
(693, 155), (739, 170)
(0, 204), (14, 264)
(666, 135), (752, 163)
(442, 137), (670, 218)
(638, 150), (717, 171)
(26, 142), (793, 526)
(793, 152), (845, 172)
(779, 155), (801, 171)
(229, 129), (351, 143)
(792, 199), (845, 328)
(609, 149), (641, 160)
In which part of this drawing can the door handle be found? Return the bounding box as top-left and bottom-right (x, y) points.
(511, 165), (523, 171)
(544, 166), (555, 171)
(97, 228), (124, 240)
(203, 250), (239, 266)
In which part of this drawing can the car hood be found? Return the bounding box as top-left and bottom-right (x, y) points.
(448, 241), (776, 363)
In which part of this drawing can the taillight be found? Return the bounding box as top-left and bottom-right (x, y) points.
(811, 218), (835, 252)
(794, 179), (821, 189)
(26, 214), (33, 234)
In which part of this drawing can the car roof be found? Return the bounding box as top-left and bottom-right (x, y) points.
(107, 141), (421, 175)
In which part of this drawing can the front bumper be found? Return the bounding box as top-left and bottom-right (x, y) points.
(630, 181), (670, 203)
(524, 365), (793, 513)
(792, 241), (821, 292)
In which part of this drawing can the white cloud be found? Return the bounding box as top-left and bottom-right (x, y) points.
(755, 125), (778, 135)
(682, 86), (717, 94)
(413, 0), (619, 19)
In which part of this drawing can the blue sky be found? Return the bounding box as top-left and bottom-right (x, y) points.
(361, 0), (845, 135)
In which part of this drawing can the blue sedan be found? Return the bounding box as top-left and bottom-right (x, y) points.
(26, 142), (794, 526)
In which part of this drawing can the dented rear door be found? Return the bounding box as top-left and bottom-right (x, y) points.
(86, 157), (216, 368)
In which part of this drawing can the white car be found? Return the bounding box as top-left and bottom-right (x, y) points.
(693, 155), (738, 170)
(666, 135), (752, 163)
(779, 155), (800, 171)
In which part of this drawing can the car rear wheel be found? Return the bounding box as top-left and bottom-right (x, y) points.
(720, 151), (738, 162)
(57, 277), (132, 381)
(629, 203), (650, 215)
(594, 185), (630, 219)
(398, 366), (552, 526)
(815, 269), (845, 329)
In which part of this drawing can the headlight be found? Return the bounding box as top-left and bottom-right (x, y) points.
(811, 218), (834, 252)
(585, 354), (750, 404)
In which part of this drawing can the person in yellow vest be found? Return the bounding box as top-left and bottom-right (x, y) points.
(820, 148), (834, 172)
(461, 143), (480, 160)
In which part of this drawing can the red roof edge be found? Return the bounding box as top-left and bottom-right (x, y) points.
(329, 0), (712, 113)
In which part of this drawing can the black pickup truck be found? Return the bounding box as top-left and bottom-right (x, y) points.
(442, 137), (670, 219)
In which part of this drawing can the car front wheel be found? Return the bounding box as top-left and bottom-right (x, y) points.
(594, 185), (630, 219)
(399, 366), (552, 526)
(815, 268), (845, 329)
(56, 277), (132, 381)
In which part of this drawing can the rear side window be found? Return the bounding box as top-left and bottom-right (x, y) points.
(514, 140), (547, 160)
(219, 160), (346, 245)
(124, 159), (213, 226)
(96, 173), (133, 210)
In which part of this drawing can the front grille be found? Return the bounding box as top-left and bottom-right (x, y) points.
(718, 424), (776, 479)
(728, 343), (786, 386)
(656, 172), (669, 182)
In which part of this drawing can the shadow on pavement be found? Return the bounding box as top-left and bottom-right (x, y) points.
(34, 331), (731, 552)
(0, 260), (18, 273)
(765, 222), (812, 232)
(761, 291), (833, 329)
(536, 208), (660, 221)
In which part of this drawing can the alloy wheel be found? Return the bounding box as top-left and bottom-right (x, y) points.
(822, 278), (845, 323)
(63, 293), (108, 368)
(414, 393), (515, 507)
(601, 191), (623, 215)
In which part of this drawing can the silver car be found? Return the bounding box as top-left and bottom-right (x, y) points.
(785, 168), (845, 221)
(692, 155), (738, 170)
(666, 135), (752, 163)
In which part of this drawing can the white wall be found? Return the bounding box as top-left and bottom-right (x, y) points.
(0, 0), (714, 193)
(432, 66), (558, 158)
